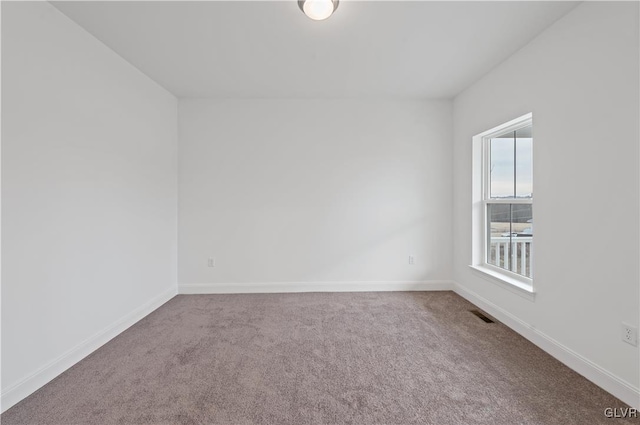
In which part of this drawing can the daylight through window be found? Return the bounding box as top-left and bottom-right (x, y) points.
(483, 120), (533, 280)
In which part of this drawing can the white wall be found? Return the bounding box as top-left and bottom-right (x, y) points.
(453, 1), (639, 406)
(1, 2), (178, 410)
(178, 99), (452, 290)
(4, 0), (635, 413)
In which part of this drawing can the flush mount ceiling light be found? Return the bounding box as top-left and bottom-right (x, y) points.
(298, 0), (339, 21)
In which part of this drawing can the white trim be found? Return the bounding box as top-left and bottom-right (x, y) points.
(468, 265), (535, 301)
(475, 112), (534, 140)
(481, 198), (532, 205)
(179, 280), (454, 294)
(473, 112), (535, 292)
(453, 281), (640, 409)
(4, 281), (636, 412)
(0, 286), (177, 413)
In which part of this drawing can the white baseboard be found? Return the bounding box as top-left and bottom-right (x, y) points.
(10, 281), (633, 412)
(453, 282), (640, 409)
(179, 280), (454, 294)
(0, 286), (178, 413)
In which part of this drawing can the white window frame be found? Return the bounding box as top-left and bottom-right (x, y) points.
(470, 113), (535, 300)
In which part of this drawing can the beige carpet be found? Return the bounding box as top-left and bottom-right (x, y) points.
(1, 291), (635, 424)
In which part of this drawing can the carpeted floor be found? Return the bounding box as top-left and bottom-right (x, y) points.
(2, 291), (635, 425)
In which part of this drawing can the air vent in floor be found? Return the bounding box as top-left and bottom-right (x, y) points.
(469, 309), (494, 323)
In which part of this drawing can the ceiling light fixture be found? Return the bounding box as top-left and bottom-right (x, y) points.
(298, 0), (339, 21)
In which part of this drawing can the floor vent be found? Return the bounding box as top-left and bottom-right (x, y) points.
(470, 309), (494, 323)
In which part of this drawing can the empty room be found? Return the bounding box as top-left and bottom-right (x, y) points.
(1, 1), (639, 424)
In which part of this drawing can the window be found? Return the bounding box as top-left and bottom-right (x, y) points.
(471, 113), (533, 294)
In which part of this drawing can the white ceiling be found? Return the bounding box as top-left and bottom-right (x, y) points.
(52, 1), (579, 99)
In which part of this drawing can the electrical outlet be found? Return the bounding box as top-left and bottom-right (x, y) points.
(621, 323), (637, 346)
(408, 255), (415, 265)
(207, 257), (215, 268)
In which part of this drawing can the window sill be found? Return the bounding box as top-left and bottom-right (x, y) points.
(468, 265), (536, 301)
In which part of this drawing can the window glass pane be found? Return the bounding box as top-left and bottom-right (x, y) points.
(487, 203), (512, 270)
(487, 203), (533, 278)
(515, 125), (533, 198)
(489, 132), (514, 198)
(512, 204), (533, 278)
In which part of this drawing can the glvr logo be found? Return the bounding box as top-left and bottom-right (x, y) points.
(604, 407), (638, 418)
